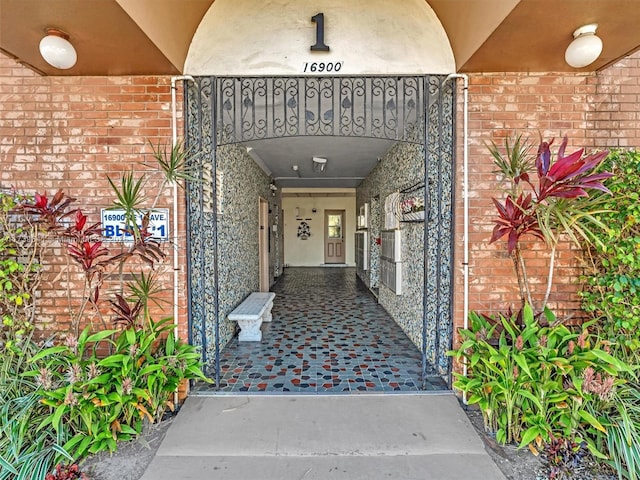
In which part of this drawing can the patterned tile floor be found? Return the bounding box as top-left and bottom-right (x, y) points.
(195, 267), (449, 394)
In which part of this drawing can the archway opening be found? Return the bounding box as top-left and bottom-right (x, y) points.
(185, 75), (455, 393)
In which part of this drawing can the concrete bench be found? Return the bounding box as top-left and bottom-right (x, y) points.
(228, 292), (276, 341)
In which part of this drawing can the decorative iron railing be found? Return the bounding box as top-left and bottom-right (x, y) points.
(215, 76), (426, 145)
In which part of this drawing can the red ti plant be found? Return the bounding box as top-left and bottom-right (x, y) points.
(488, 135), (612, 313)
(64, 210), (110, 315)
(109, 293), (143, 329)
(111, 212), (166, 268)
(18, 189), (76, 232)
(12, 142), (191, 337)
(16, 191), (166, 335)
(62, 207), (165, 333)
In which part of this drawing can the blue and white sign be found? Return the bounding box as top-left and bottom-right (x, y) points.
(101, 209), (170, 242)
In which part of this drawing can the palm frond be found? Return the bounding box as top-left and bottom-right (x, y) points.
(149, 140), (200, 188)
(107, 171), (146, 230)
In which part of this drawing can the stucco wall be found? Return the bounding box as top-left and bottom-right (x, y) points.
(185, 0), (455, 76)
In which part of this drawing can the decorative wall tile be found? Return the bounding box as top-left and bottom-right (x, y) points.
(357, 141), (427, 349)
(216, 143), (274, 354)
(186, 78), (281, 369)
(356, 75), (454, 375)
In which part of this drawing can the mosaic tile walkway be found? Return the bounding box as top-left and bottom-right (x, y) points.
(197, 267), (448, 394)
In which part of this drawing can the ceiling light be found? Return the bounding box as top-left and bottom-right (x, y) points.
(565, 24), (602, 69)
(39, 28), (77, 69)
(312, 157), (327, 172)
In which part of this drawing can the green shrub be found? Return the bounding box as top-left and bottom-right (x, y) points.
(27, 319), (209, 459)
(0, 339), (73, 480)
(586, 382), (640, 480)
(0, 142), (202, 476)
(0, 190), (44, 349)
(487, 135), (611, 313)
(580, 149), (640, 357)
(449, 305), (632, 456)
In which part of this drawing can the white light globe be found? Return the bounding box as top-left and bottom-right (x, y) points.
(565, 25), (603, 68)
(39, 34), (77, 69)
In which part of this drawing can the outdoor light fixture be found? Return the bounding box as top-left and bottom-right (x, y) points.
(312, 156), (327, 173)
(565, 24), (603, 68)
(39, 28), (77, 69)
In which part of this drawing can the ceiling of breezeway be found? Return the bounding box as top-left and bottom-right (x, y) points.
(243, 136), (396, 189)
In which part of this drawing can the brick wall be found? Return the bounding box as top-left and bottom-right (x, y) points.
(452, 51), (640, 338)
(0, 52), (189, 342)
(589, 53), (640, 148)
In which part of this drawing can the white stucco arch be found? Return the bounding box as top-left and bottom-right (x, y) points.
(185, 0), (455, 75)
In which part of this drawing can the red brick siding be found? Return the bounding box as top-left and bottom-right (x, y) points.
(452, 51), (640, 342)
(0, 52), (189, 343)
(589, 54), (640, 148)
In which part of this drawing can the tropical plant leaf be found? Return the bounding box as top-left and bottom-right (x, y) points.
(149, 140), (200, 187)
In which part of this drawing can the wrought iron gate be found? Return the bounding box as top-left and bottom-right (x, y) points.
(185, 75), (455, 388)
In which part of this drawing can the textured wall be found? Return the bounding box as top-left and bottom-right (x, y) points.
(356, 79), (454, 375)
(216, 144), (277, 350)
(357, 142), (427, 348)
(187, 143), (280, 362)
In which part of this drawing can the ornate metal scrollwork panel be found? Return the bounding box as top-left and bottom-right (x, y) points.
(214, 76), (426, 145)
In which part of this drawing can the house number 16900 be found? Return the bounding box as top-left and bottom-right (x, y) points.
(303, 61), (343, 73)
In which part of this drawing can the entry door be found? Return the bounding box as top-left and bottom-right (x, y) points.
(259, 198), (269, 291)
(325, 210), (346, 264)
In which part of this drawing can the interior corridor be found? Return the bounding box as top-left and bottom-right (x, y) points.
(195, 267), (449, 394)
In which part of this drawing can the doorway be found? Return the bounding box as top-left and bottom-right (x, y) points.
(259, 198), (269, 292)
(185, 75), (455, 389)
(324, 210), (346, 264)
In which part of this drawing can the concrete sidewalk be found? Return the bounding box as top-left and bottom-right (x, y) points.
(140, 394), (506, 480)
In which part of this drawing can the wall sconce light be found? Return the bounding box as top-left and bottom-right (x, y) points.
(312, 156), (327, 173)
(565, 24), (603, 68)
(39, 28), (77, 69)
